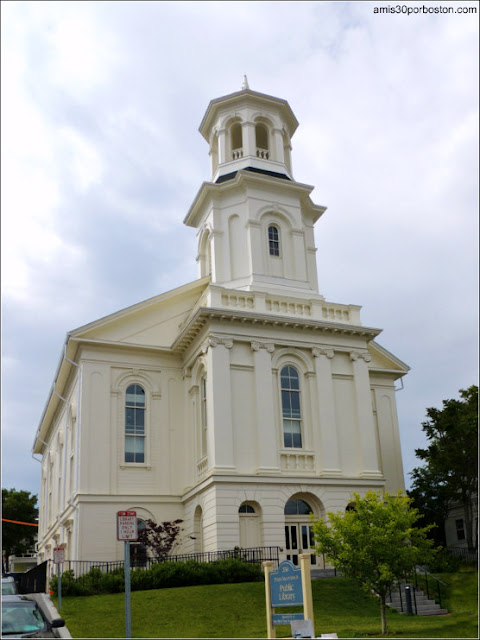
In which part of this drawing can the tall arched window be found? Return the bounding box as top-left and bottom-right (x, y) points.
(200, 377), (208, 458)
(280, 366), (302, 448)
(125, 384), (145, 463)
(268, 225), (280, 256)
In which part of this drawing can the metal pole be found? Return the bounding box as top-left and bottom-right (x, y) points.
(405, 585), (413, 615)
(57, 563), (62, 612)
(124, 541), (131, 638)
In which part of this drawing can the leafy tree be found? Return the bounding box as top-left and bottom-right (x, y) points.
(2, 488), (38, 572)
(312, 490), (435, 635)
(136, 519), (184, 560)
(410, 385), (478, 552)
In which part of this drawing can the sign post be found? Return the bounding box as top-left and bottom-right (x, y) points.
(117, 511), (137, 639)
(53, 546), (64, 611)
(263, 556), (315, 639)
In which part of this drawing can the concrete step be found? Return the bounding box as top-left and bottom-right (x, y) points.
(387, 583), (448, 616)
(310, 569), (339, 578)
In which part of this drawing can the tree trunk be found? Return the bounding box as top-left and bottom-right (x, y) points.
(380, 596), (387, 634)
(462, 490), (475, 552)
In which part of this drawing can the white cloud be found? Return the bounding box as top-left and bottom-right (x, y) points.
(1, 0), (477, 496)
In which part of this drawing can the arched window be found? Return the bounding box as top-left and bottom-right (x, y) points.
(231, 123), (243, 159)
(125, 384), (145, 463)
(281, 366), (302, 448)
(239, 504), (256, 514)
(284, 499), (313, 515)
(200, 377), (207, 458)
(255, 123), (269, 158)
(268, 225), (280, 256)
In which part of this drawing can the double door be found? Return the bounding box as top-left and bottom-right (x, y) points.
(285, 522), (316, 566)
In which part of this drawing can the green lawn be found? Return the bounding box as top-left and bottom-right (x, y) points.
(55, 569), (478, 638)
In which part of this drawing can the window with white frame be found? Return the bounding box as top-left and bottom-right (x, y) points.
(125, 384), (145, 463)
(268, 225), (280, 256)
(280, 365), (302, 448)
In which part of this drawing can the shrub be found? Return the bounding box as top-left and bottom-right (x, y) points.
(427, 548), (463, 573)
(51, 558), (263, 596)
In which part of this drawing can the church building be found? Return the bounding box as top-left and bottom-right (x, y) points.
(33, 81), (409, 566)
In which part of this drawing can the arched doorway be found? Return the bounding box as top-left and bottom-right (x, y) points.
(239, 502), (262, 548)
(284, 498), (316, 566)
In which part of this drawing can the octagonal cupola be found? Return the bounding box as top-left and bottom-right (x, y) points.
(199, 77), (299, 182)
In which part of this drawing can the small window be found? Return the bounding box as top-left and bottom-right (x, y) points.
(284, 499), (312, 515)
(125, 384), (145, 463)
(455, 519), (466, 541)
(268, 225), (280, 256)
(239, 504), (256, 514)
(281, 366), (302, 448)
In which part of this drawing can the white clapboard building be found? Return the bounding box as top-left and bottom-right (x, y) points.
(33, 81), (409, 566)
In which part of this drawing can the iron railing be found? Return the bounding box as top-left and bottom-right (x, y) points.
(47, 546), (281, 584)
(388, 565), (447, 614)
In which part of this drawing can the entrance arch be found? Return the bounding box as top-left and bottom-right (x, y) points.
(284, 495), (321, 566)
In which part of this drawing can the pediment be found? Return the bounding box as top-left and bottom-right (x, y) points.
(368, 341), (410, 374)
(70, 277), (210, 349)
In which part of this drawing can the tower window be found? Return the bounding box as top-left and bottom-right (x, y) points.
(268, 225), (280, 256)
(231, 123), (243, 159)
(255, 123), (269, 159)
(125, 384), (145, 463)
(281, 366), (302, 448)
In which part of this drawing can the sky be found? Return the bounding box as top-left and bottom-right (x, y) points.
(1, 1), (478, 502)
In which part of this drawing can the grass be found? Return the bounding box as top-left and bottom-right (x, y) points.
(54, 568), (478, 638)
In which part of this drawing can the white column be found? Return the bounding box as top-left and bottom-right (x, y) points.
(243, 121), (256, 157)
(205, 337), (235, 472)
(312, 348), (342, 476)
(350, 351), (382, 477)
(251, 342), (279, 473)
(272, 127), (284, 164)
(218, 128), (227, 164)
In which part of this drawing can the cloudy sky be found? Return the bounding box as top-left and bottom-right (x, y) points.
(2, 1), (478, 501)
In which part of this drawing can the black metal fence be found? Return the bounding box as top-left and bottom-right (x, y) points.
(448, 545), (478, 564)
(47, 546), (281, 584)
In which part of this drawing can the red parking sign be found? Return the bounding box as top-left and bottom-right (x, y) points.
(117, 511), (138, 540)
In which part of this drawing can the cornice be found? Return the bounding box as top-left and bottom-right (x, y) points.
(183, 170), (325, 228)
(172, 306), (381, 355)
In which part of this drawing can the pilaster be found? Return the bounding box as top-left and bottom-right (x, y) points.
(350, 351), (382, 478)
(204, 337), (235, 472)
(312, 348), (342, 476)
(251, 341), (280, 473)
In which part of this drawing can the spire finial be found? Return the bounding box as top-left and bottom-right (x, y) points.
(242, 75), (249, 90)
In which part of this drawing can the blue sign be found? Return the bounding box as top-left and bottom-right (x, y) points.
(273, 613), (305, 626)
(270, 560), (303, 607)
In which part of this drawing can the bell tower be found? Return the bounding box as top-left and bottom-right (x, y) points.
(184, 80), (327, 299)
(199, 76), (298, 183)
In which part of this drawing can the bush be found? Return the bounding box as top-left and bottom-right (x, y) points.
(427, 549), (463, 573)
(50, 558), (263, 597)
